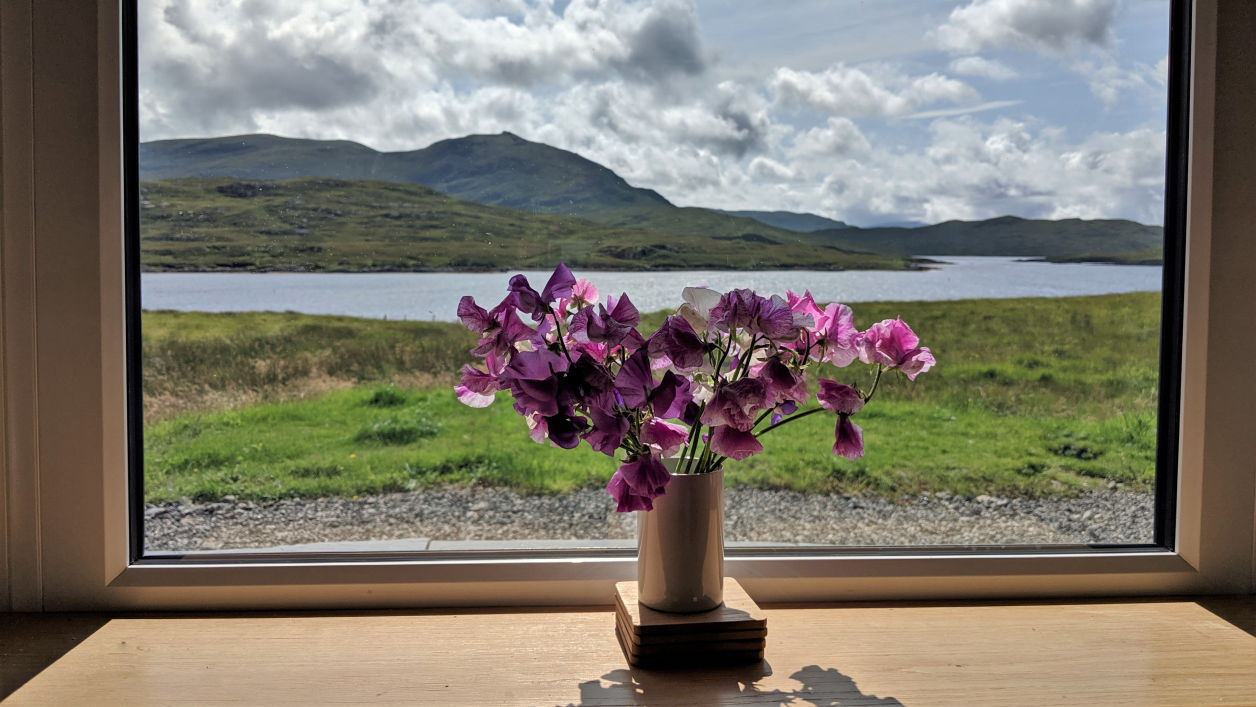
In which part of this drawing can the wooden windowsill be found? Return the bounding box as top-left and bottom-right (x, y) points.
(3, 596), (1255, 705)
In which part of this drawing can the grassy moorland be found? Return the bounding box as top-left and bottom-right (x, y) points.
(139, 178), (910, 272)
(142, 292), (1160, 503)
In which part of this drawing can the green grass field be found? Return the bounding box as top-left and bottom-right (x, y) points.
(142, 292), (1161, 503)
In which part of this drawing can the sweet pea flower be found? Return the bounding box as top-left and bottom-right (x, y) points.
(543, 409), (589, 449)
(614, 453), (671, 501)
(709, 425), (764, 461)
(641, 418), (689, 458)
(498, 348), (568, 417)
(569, 293), (640, 348)
(757, 357), (809, 407)
(817, 380), (865, 416)
(710, 289), (807, 341)
(856, 317), (935, 379)
(507, 263), (575, 321)
(558, 279), (600, 316)
(700, 378), (767, 431)
(454, 364), (499, 408)
(606, 472), (654, 512)
(817, 303), (859, 367)
(833, 416), (864, 459)
(678, 286), (721, 333)
(647, 315), (707, 372)
(584, 405), (629, 456)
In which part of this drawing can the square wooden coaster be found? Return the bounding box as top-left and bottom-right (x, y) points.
(614, 577), (767, 639)
(614, 624), (765, 668)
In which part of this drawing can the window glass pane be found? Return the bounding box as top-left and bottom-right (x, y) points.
(137, 0), (1174, 554)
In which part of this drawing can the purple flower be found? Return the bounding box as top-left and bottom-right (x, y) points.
(757, 357), (809, 407)
(606, 472), (654, 512)
(641, 418), (689, 458)
(709, 425), (764, 461)
(817, 380), (864, 415)
(613, 349), (655, 409)
(559, 354), (615, 410)
(454, 364), (499, 408)
(499, 349), (568, 417)
(569, 293), (640, 348)
(710, 289), (804, 341)
(543, 409), (589, 449)
(584, 405), (629, 457)
(470, 301), (537, 361)
(856, 317), (935, 379)
(817, 303), (859, 367)
(833, 416), (864, 459)
(700, 378), (767, 431)
(456, 295), (494, 333)
(650, 370), (693, 419)
(647, 315), (708, 372)
(618, 453), (671, 498)
(541, 263), (576, 302)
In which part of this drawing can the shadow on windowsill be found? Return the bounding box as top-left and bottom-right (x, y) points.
(562, 661), (903, 706)
(0, 613), (113, 700)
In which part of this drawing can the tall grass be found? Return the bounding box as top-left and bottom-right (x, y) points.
(142, 292), (1162, 502)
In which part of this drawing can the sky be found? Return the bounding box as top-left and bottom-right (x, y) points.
(138, 0), (1172, 227)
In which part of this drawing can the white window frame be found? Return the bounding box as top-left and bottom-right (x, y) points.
(2, 0), (1253, 611)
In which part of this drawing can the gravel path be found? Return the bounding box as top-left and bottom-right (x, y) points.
(145, 487), (1153, 551)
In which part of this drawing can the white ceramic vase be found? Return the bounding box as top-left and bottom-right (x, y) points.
(636, 459), (724, 613)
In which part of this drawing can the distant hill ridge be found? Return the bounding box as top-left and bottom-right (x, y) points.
(140, 133), (1163, 263)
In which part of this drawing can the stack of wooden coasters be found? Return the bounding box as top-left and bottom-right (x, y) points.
(613, 577), (767, 668)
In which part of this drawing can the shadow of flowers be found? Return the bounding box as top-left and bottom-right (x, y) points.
(562, 661), (903, 705)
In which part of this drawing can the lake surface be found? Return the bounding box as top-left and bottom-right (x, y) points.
(141, 257), (1163, 322)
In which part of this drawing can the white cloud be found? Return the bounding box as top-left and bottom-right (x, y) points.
(934, 0), (1121, 54)
(769, 64), (978, 117)
(949, 56), (1019, 80)
(805, 117), (1165, 225)
(788, 118), (871, 159)
(137, 0), (1169, 227)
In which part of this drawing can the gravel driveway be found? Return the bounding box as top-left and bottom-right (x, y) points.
(145, 487), (1154, 552)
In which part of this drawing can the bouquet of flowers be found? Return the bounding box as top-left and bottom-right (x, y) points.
(455, 264), (934, 512)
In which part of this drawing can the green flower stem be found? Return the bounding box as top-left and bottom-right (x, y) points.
(863, 365), (885, 404)
(754, 405), (827, 439)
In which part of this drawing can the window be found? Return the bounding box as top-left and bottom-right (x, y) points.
(1, 0), (1252, 611)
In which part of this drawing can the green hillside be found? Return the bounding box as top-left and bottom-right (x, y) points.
(716, 209), (851, 232)
(138, 177), (910, 272)
(812, 215), (1164, 262)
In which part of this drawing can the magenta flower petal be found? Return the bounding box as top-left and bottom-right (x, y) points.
(584, 405), (629, 456)
(758, 357), (808, 407)
(456, 296), (493, 333)
(710, 425), (764, 461)
(606, 471), (653, 512)
(641, 418), (689, 458)
(817, 379), (864, 415)
(899, 347), (936, 380)
(647, 315), (707, 372)
(455, 385), (494, 408)
(544, 411), (589, 449)
(540, 263), (576, 302)
(857, 317), (921, 367)
(454, 364), (498, 408)
(833, 416), (864, 459)
(700, 378), (767, 431)
(650, 370), (694, 420)
(508, 274), (545, 317)
(618, 454), (671, 497)
(614, 349), (655, 409)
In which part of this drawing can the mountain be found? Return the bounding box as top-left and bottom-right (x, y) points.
(137, 177), (910, 272)
(140, 134), (1163, 264)
(813, 215), (1163, 262)
(715, 210), (850, 232)
(140, 132), (669, 217)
